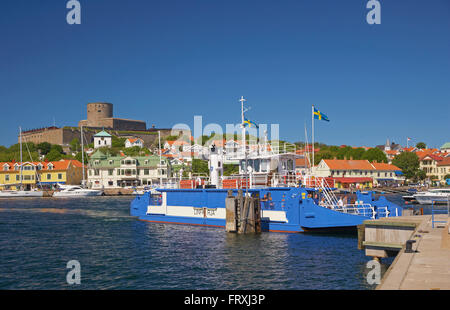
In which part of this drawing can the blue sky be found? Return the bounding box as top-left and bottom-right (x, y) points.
(0, 0), (449, 148)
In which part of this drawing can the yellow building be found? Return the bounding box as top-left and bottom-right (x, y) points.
(0, 160), (84, 190)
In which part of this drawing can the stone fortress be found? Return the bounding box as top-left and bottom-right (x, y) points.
(78, 102), (146, 131)
(20, 102), (189, 150)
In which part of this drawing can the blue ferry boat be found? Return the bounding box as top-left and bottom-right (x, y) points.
(130, 188), (402, 233)
(130, 97), (403, 232)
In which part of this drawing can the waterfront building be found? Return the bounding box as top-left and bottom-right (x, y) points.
(0, 160), (84, 190)
(93, 130), (112, 148)
(436, 157), (450, 183)
(125, 138), (144, 148)
(87, 150), (171, 189)
(313, 159), (403, 188)
(419, 154), (444, 179)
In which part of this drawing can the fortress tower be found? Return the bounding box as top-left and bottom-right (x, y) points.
(86, 102), (113, 127)
(78, 102), (146, 131)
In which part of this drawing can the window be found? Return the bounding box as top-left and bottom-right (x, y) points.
(108, 169), (113, 176)
(144, 169), (149, 175)
(5, 175), (9, 181)
(48, 164), (53, 170)
(2, 165), (8, 171)
(58, 174), (63, 180)
(47, 174), (51, 180)
(16, 175), (20, 181)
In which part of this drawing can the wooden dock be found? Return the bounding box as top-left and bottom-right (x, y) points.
(358, 214), (450, 290)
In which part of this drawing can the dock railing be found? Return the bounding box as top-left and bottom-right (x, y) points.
(431, 196), (450, 228)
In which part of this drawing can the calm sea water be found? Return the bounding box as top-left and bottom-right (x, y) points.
(0, 195), (417, 290)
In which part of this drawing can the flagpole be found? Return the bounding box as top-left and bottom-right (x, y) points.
(312, 105), (314, 174)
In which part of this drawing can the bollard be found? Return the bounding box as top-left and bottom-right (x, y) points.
(405, 240), (416, 253)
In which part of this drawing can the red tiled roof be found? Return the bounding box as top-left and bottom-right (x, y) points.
(331, 177), (373, 183)
(323, 159), (375, 170)
(371, 162), (401, 171)
(0, 160), (82, 171)
(127, 138), (143, 144)
(419, 154), (444, 162)
(166, 140), (189, 146)
(295, 158), (309, 167)
(437, 157), (450, 166)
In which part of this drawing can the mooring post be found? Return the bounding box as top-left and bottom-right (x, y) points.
(225, 190), (237, 233)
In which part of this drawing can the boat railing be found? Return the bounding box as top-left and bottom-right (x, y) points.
(319, 203), (390, 219)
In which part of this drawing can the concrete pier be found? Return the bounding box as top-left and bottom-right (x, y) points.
(359, 215), (450, 290)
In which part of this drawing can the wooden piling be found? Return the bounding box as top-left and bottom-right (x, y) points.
(225, 190), (237, 233)
(226, 190), (261, 234)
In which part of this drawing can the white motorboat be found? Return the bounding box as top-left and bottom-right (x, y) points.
(52, 126), (103, 198)
(413, 189), (450, 205)
(53, 185), (103, 197)
(0, 189), (44, 198)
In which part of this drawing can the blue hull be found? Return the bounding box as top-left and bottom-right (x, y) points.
(130, 188), (402, 233)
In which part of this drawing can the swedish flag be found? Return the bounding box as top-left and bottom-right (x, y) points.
(243, 118), (259, 128)
(313, 107), (330, 122)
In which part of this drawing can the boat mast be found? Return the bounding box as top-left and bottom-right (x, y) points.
(81, 125), (85, 187)
(158, 130), (162, 186)
(239, 96), (249, 192)
(311, 105), (314, 174)
(19, 126), (23, 190)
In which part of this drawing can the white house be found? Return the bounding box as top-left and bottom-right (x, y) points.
(125, 138), (144, 148)
(93, 130), (112, 149)
(163, 140), (190, 153)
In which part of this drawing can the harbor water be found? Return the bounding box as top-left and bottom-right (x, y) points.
(0, 195), (417, 290)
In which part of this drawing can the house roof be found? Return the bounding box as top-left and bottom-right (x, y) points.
(0, 159), (82, 171)
(371, 162), (401, 171)
(331, 177), (373, 183)
(165, 140), (189, 146)
(437, 157), (450, 166)
(126, 138), (143, 143)
(441, 142), (450, 149)
(419, 154), (444, 162)
(295, 158), (309, 167)
(322, 159), (375, 171)
(94, 130), (112, 137)
(384, 150), (400, 155)
(322, 159), (400, 171)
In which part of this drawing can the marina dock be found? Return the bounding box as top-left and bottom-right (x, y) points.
(358, 214), (450, 290)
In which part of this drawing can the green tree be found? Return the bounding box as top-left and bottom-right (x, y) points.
(362, 148), (388, 163)
(111, 136), (126, 148)
(192, 159), (209, 175)
(45, 149), (63, 161)
(223, 164), (239, 176)
(415, 170), (427, 181)
(37, 142), (52, 155)
(74, 152), (88, 164)
(416, 142), (426, 149)
(392, 152), (420, 180)
(69, 138), (80, 152)
(50, 144), (64, 154)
